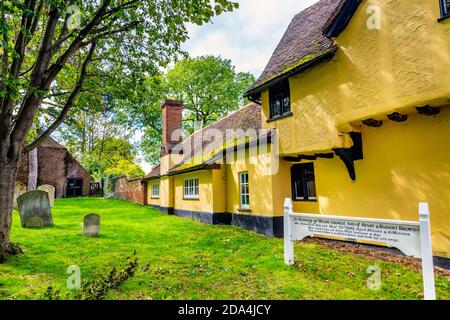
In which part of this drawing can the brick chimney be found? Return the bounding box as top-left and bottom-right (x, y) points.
(161, 99), (183, 156)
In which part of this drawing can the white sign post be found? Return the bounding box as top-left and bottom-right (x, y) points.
(283, 198), (436, 300)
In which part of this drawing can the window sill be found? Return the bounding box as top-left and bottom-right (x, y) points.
(238, 208), (252, 213)
(183, 196), (200, 201)
(267, 112), (293, 123)
(292, 199), (318, 203)
(438, 14), (450, 22)
(151, 197), (160, 200)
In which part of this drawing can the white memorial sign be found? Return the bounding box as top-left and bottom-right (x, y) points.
(283, 198), (436, 300)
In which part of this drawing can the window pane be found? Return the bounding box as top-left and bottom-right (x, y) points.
(272, 100), (281, 117)
(446, 0), (450, 13)
(304, 166), (316, 199)
(294, 179), (304, 199)
(307, 180), (316, 199)
(283, 97), (290, 113)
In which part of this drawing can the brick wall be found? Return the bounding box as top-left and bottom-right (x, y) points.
(16, 146), (92, 198)
(114, 176), (145, 205)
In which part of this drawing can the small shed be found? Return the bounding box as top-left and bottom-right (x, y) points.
(16, 136), (93, 198)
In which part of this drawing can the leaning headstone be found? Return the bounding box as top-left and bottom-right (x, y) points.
(84, 214), (100, 237)
(17, 191), (53, 228)
(13, 183), (27, 209)
(37, 185), (56, 207)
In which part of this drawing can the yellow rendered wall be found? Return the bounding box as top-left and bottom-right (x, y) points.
(160, 154), (184, 175)
(173, 170), (215, 213)
(147, 179), (161, 207)
(280, 109), (449, 258)
(158, 176), (173, 209)
(226, 148), (276, 217)
(262, 0), (450, 155)
(212, 168), (227, 213)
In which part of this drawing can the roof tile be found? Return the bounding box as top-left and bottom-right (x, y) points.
(248, 0), (345, 93)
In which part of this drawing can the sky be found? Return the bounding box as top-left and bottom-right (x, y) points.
(140, 0), (318, 172)
(182, 0), (318, 77)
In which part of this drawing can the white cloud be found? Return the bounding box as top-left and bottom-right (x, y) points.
(182, 0), (319, 76)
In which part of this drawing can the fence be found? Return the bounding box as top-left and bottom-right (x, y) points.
(114, 176), (145, 205)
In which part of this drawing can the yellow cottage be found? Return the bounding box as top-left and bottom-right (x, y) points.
(143, 0), (450, 262)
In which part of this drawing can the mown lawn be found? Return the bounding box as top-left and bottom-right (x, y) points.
(0, 198), (448, 300)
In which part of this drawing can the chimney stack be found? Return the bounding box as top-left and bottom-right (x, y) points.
(161, 99), (183, 156)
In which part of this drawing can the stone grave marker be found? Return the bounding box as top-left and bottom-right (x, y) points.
(13, 183), (27, 209)
(17, 191), (53, 228)
(84, 214), (100, 237)
(37, 184), (56, 207)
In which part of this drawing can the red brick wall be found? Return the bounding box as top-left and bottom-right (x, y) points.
(115, 176), (145, 205)
(16, 146), (92, 198)
(39, 147), (67, 198)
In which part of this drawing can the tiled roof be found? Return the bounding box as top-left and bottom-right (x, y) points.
(171, 102), (262, 173)
(182, 103), (261, 159)
(145, 164), (161, 179)
(144, 103), (263, 178)
(247, 0), (345, 94)
(40, 135), (66, 149)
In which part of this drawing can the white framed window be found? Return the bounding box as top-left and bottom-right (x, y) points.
(151, 184), (159, 198)
(239, 172), (250, 210)
(184, 178), (199, 199)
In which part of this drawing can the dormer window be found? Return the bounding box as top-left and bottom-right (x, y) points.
(440, 0), (450, 21)
(269, 80), (291, 120)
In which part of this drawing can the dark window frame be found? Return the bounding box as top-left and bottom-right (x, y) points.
(439, 0), (450, 21)
(291, 163), (317, 202)
(269, 80), (291, 120)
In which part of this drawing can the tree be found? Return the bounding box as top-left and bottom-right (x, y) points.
(139, 56), (255, 163)
(57, 98), (141, 179)
(166, 56), (255, 128)
(0, 0), (239, 262)
(104, 159), (144, 178)
(82, 137), (144, 179)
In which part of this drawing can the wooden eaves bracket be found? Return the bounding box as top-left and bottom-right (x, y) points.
(333, 132), (363, 181)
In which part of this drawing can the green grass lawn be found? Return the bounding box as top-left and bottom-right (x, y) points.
(0, 198), (448, 300)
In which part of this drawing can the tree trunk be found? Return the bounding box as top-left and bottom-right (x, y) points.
(27, 148), (38, 191)
(0, 159), (23, 262)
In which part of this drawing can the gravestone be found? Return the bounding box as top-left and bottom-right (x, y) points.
(13, 183), (27, 209)
(84, 214), (100, 237)
(37, 185), (56, 207)
(17, 191), (53, 228)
